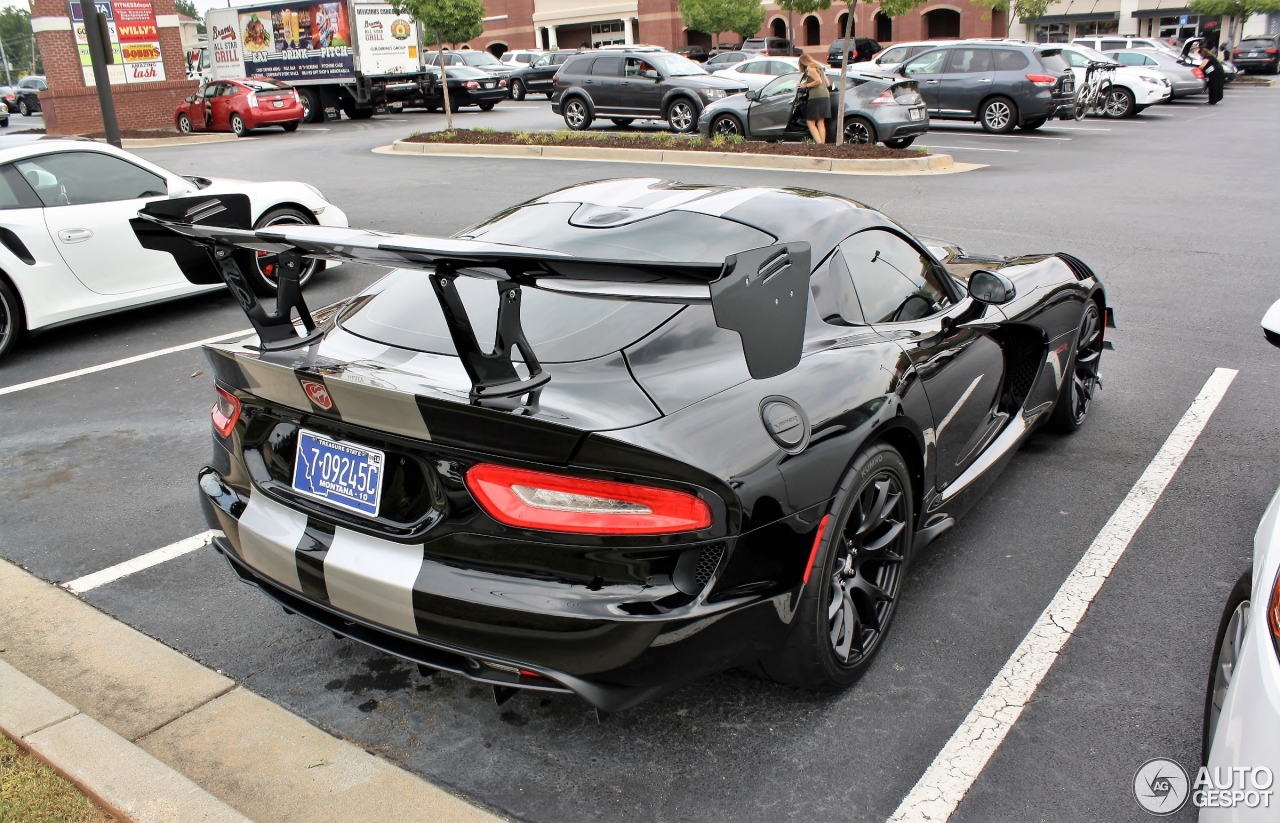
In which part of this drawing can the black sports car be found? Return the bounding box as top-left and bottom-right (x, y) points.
(134, 180), (1111, 714)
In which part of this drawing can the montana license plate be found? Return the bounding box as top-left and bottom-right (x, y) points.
(292, 430), (384, 517)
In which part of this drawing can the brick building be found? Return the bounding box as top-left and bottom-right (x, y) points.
(31, 0), (196, 135)
(466, 0), (1007, 56)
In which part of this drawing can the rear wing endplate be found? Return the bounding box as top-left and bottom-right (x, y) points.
(133, 194), (811, 404)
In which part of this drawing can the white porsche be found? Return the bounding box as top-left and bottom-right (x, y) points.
(0, 136), (348, 361)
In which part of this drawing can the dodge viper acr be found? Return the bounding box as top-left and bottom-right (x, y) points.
(134, 179), (1112, 713)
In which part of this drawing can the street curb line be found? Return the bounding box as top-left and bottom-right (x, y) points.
(0, 660), (250, 823)
(83, 134), (241, 148)
(378, 140), (983, 175)
(0, 558), (508, 823)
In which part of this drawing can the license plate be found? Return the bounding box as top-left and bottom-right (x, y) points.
(484, 82), (494, 89)
(273, 99), (284, 108)
(292, 430), (384, 517)
(1250, 51), (1260, 56)
(909, 108), (922, 120)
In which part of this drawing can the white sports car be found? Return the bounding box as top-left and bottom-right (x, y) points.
(709, 57), (800, 91)
(0, 136), (348, 361)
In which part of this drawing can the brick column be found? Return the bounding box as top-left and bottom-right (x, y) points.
(33, 0), (197, 134)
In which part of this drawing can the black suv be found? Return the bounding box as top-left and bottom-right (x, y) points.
(898, 43), (1074, 133)
(551, 49), (747, 132)
(508, 50), (577, 100)
(827, 37), (881, 68)
(16, 75), (46, 117)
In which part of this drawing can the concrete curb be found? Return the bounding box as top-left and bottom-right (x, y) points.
(97, 134), (241, 148)
(0, 559), (507, 823)
(380, 139), (982, 175)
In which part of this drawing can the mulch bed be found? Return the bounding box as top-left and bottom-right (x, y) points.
(405, 128), (919, 159)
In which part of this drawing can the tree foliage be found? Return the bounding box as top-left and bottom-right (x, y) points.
(0, 8), (40, 78)
(174, 0), (206, 33)
(877, 0), (929, 17)
(395, 0), (485, 44)
(969, 0), (1055, 24)
(1189, 0), (1280, 23)
(678, 0), (765, 42)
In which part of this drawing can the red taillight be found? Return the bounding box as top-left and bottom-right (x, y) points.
(868, 89), (896, 105)
(1233, 49), (1244, 56)
(293, 89), (302, 104)
(247, 91), (259, 108)
(463, 80), (480, 89)
(211, 386), (240, 437)
(1026, 73), (1057, 87)
(1267, 48), (1279, 55)
(1270, 566), (1280, 650)
(802, 514), (831, 585)
(1192, 66), (1205, 78)
(499, 79), (507, 87)
(465, 463), (712, 535)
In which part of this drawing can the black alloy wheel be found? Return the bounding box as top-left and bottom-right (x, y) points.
(1104, 86), (1135, 118)
(177, 113), (193, 133)
(298, 88), (320, 123)
(18, 99), (28, 116)
(711, 113), (743, 137)
(0, 276), (22, 361)
(980, 96), (1017, 133)
(510, 79), (526, 100)
(563, 98), (592, 130)
(230, 113), (248, 137)
(759, 442), (913, 688)
(1203, 570), (1251, 765)
(1049, 300), (1104, 433)
(843, 116), (875, 144)
(666, 99), (698, 133)
(248, 207), (323, 296)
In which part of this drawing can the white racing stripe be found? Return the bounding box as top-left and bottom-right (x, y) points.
(889, 367), (1238, 823)
(64, 530), (222, 594)
(0, 329), (253, 397)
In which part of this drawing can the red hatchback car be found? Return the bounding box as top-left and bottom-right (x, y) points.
(176, 77), (304, 137)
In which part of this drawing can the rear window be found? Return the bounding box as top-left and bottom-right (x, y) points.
(242, 79), (289, 90)
(994, 49), (1031, 70)
(1034, 51), (1067, 72)
(1240, 38), (1277, 47)
(590, 55), (623, 76)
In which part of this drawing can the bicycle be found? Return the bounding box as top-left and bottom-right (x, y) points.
(1074, 60), (1116, 120)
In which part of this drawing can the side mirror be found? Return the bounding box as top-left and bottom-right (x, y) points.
(1263, 298), (1280, 347)
(898, 64), (909, 76)
(642, 69), (660, 79)
(745, 89), (761, 101)
(968, 270), (1016, 305)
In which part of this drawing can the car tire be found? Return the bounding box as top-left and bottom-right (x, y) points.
(345, 107), (375, 120)
(710, 113), (743, 138)
(610, 118), (634, 127)
(510, 79), (526, 100)
(1104, 86), (1135, 118)
(282, 121), (300, 132)
(247, 207), (324, 296)
(979, 96), (1017, 134)
(665, 98), (699, 134)
(298, 88), (321, 124)
(0, 276), (24, 362)
(843, 116), (876, 144)
(1019, 118), (1046, 131)
(562, 97), (592, 130)
(424, 104), (439, 113)
(1048, 299), (1104, 433)
(757, 441), (914, 689)
(884, 136), (916, 148)
(177, 113), (193, 133)
(479, 102), (496, 111)
(18, 99), (28, 117)
(1203, 569), (1251, 766)
(230, 113), (248, 137)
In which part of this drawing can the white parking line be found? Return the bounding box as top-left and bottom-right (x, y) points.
(889, 367), (1238, 823)
(0, 328), (252, 397)
(917, 144), (1020, 153)
(63, 531), (222, 594)
(928, 130), (1071, 141)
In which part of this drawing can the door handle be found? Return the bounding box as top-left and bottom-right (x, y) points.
(57, 228), (93, 244)
(925, 79), (940, 84)
(584, 79), (593, 84)
(979, 78), (992, 83)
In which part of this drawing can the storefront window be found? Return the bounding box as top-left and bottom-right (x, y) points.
(1158, 15), (1202, 43)
(1034, 22), (1069, 42)
(1075, 20), (1118, 37)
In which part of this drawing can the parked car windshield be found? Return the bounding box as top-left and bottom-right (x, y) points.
(646, 53), (707, 76)
(1063, 46), (1119, 65)
(459, 51), (504, 67)
(242, 79), (290, 90)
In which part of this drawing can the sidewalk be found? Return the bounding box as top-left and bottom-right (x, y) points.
(0, 558), (507, 823)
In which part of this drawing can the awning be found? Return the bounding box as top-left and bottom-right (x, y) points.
(1028, 12), (1119, 24)
(1131, 6), (1193, 18)
(1022, 0), (1119, 24)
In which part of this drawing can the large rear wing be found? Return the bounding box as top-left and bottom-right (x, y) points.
(133, 194), (812, 405)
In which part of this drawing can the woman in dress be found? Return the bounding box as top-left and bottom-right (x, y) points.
(797, 53), (830, 144)
(1193, 43), (1225, 105)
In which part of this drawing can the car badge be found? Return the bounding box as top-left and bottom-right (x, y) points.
(300, 378), (334, 410)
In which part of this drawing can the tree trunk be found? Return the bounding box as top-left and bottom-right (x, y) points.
(436, 30), (454, 131)
(834, 1), (855, 146)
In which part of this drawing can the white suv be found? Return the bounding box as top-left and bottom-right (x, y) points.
(1058, 44), (1172, 117)
(1072, 36), (1180, 57)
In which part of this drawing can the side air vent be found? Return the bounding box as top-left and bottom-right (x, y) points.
(673, 542), (727, 595)
(0, 228), (35, 265)
(1001, 334), (1042, 412)
(694, 543), (726, 590)
(1055, 252), (1094, 281)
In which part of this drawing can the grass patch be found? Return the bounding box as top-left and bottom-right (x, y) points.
(0, 734), (114, 822)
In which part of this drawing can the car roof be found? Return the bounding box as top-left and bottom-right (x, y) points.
(0, 136), (115, 164)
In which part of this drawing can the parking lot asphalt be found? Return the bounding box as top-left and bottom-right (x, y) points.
(3, 86), (1279, 821)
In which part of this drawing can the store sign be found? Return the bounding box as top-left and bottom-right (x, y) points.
(206, 9), (246, 79)
(68, 0), (165, 85)
(354, 3), (418, 76)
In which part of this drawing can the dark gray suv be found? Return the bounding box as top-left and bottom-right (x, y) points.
(551, 49), (747, 132)
(899, 43), (1075, 133)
